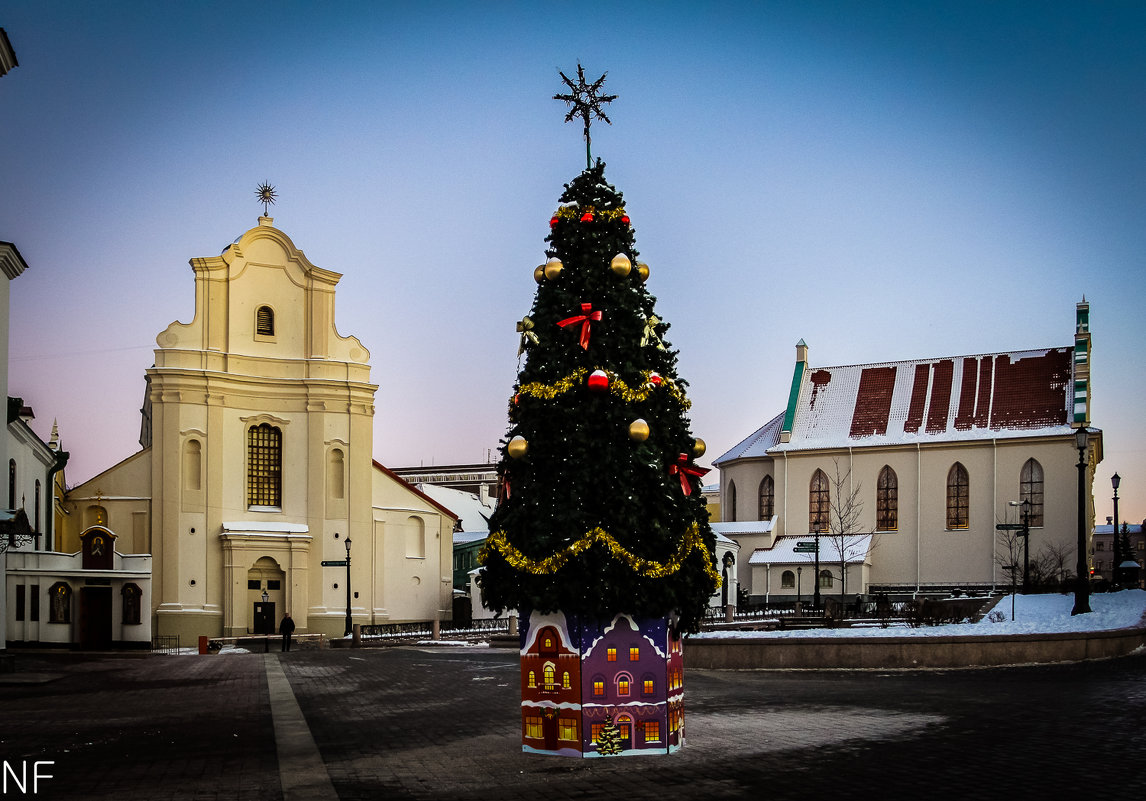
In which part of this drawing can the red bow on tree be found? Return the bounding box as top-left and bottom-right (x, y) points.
(669, 453), (709, 496)
(557, 303), (603, 350)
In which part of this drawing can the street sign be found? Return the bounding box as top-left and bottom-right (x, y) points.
(995, 523), (1024, 531)
(321, 560), (348, 567)
(793, 542), (819, 553)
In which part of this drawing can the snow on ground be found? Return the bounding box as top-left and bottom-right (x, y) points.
(691, 590), (1146, 639)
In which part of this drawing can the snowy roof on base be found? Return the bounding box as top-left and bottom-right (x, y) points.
(746, 535), (873, 566)
(1095, 524), (1143, 535)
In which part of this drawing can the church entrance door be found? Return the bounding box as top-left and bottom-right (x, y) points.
(253, 602), (275, 635)
(79, 586), (113, 649)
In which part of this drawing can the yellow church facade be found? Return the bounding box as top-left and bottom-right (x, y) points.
(59, 217), (456, 641)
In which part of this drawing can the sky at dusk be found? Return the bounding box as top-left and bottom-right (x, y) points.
(2, 2), (1144, 520)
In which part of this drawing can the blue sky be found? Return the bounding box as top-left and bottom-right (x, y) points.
(2, 1), (1144, 520)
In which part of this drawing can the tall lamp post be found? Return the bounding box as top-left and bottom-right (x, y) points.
(812, 522), (822, 612)
(1021, 499), (1031, 594)
(1111, 473), (1121, 588)
(344, 536), (353, 636)
(1071, 428), (1092, 615)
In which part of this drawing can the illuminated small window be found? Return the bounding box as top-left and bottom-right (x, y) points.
(524, 716), (542, 739)
(559, 718), (578, 741)
(618, 677), (630, 696)
(543, 664), (556, 690)
(607, 647), (616, 662)
(591, 723), (604, 743)
(562, 672), (571, 689)
(644, 722), (660, 742)
(629, 647), (639, 661)
(643, 679), (654, 694)
(528, 670), (536, 688)
(593, 680), (604, 696)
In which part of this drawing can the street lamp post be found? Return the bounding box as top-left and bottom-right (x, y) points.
(344, 536), (353, 636)
(812, 523), (821, 612)
(1021, 499), (1031, 594)
(1071, 428), (1092, 615)
(796, 566), (802, 610)
(1112, 473), (1121, 588)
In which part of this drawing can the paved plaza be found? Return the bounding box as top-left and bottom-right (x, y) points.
(2, 644), (1144, 800)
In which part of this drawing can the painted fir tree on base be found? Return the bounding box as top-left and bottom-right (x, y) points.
(596, 713), (623, 756)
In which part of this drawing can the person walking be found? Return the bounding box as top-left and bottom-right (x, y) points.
(280, 612), (296, 652)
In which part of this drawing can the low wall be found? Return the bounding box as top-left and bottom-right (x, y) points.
(685, 626), (1146, 670)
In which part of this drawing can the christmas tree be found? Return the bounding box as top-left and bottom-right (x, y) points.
(477, 156), (720, 632)
(596, 713), (623, 756)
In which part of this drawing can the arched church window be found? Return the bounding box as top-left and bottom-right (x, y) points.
(8, 459), (15, 509)
(1020, 458), (1044, 527)
(810, 469), (830, 532)
(256, 305), (275, 337)
(946, 463), (970, 529)
(877, 466), (898, 531)
(34, 480), (41, 533)
(247, 424), (282, 508)
(758, 475), (774, 520)
(726, 481), (737, 522)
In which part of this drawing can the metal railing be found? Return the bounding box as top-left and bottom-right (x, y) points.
(150, 634), (181, 655)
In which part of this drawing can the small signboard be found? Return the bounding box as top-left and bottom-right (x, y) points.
(793, 541), (819, 553)
(321, 560), (348, 567)
(994, 523), (1023, 531)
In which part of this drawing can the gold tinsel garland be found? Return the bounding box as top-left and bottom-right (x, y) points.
(516, 367), (690, 408)
(554, 205), (629, 222)
(479, 521), (721, 586)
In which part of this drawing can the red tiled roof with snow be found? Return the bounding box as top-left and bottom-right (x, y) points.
(774, 348), (1074, 452)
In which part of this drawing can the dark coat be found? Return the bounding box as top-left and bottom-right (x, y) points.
(280, 616), (296, 636)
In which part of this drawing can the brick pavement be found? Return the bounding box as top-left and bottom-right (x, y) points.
(2, 645), (1145, 800)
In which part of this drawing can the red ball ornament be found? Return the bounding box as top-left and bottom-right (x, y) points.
(580, 211), (594, 222)
(549, 216), (559, 228)
(587, 369), (609, 392)
(621, 214), (630, 225)
(649, 372), (663, 386)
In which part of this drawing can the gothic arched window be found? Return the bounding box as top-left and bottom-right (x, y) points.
(810, 469), (829, 532)
(758, 475), (774, 520)
(1020, 458), (1044, 527)
(946, 463), (970, 529)
(876, 466), (898, 531)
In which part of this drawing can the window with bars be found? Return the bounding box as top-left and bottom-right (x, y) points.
(1019, 458), (1045, 527)
(877, 466), (898, 531)
(759, 475), (774, 520)
(809, 469), (829, 532)
(256, 305), (275, 337)
(247, 424), (282, 508)
(946, 462), (969, 529)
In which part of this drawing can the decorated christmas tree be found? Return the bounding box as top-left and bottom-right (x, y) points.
(479, 65), (719, 634)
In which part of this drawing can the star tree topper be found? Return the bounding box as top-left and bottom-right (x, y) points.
(554, 63), (617, 169)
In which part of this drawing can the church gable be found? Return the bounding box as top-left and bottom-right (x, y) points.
(154, 217), (369, 368)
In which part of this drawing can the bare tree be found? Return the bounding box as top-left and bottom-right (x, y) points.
(1038, 541), (1074, 590)
(821, 459), (877, 608)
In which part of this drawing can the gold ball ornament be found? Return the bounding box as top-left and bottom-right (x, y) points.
(544, 258), (564, 281)
(629, 419), (650, 441)
(534, 265), (545, 283)
(507, 435), (528, 459)
(691, 438), (707, 458)
(636, 262), (650, 282)
(610, 253), (632, 277)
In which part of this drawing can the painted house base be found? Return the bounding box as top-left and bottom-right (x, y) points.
(520, 610), (684, 757)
